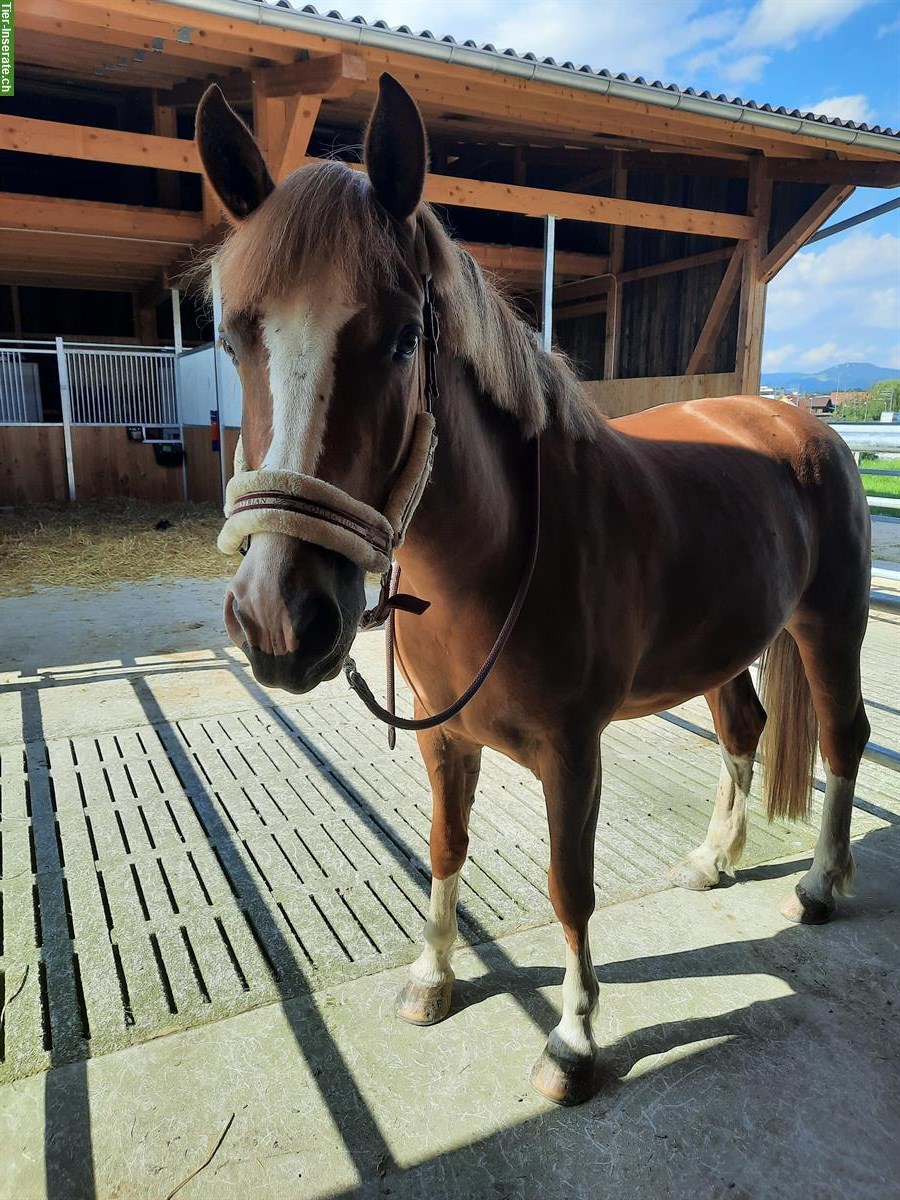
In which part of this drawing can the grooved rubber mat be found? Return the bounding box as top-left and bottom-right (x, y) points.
(0, 662), (895, 1084)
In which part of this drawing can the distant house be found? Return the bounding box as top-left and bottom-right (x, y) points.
(798, 394), (835, 415)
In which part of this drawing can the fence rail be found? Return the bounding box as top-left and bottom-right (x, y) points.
(0, 339), (177, 427)
(830, 422), (900, 513)
(66, 347), (177, 426)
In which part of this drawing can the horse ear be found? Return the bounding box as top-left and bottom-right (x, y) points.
(364, 74), (428, 221)
(196, 84), (274, 222)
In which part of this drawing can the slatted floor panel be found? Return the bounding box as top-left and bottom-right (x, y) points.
(0, 661), (896, 1084)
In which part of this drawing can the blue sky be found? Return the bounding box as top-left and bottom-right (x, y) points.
(337, 0), (900, 372)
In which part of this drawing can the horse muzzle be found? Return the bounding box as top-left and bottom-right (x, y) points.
(225, 536), (364, 695)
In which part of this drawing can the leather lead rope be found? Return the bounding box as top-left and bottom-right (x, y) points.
(344, 434), (541, 737)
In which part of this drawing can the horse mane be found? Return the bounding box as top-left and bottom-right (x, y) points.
(209, 160), (599, 440)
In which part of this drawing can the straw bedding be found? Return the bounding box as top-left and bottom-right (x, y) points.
(0, 501), (235, 597)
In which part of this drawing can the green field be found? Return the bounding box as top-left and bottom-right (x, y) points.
(860, 455), (900, 518)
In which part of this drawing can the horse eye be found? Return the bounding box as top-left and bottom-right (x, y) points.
(393, 326), (421, 362)
(220, 336), (237, 364)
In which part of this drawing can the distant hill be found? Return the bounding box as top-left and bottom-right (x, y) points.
(761, 362), (899, 393)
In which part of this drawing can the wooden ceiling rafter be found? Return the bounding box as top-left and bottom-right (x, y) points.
(19, 6), (266, 70)
(0, 272), (150, 291)
(5, 0), (897, 301)
(33, 0), (896, 162)
(0, 193), (203, 243)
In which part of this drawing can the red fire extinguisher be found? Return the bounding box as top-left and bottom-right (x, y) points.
(210, 409), (220, 453)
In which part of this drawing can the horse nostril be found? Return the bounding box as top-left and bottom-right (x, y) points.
(232, 598), (261, 648)
(293, 593), (343, 666)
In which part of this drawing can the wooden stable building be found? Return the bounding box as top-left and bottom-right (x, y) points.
(1, 0), (899, 506)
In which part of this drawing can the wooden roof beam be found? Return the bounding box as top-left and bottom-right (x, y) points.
(0, 194), (203, 244)
(19, 5), (262, 70)
(685, 246), (745, 374)
(423, 170), (755, 238)
(759, 185), (854, 283)
(461, 242), (610, 279)
(16, 31), (210, 81)
(27, 0), (300, 64)
(766, 158), (900, 188)
(171, 51), (367, 109)
(258, 52), (367, 100)
(0, 115), (201, 172)
(0, 272), (145, 291)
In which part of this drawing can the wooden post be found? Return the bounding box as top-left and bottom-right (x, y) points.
(603, 153), (627, 380)
(10, 284), (22, 338)
(272, 96), (323, 181)
(152, 91), (180, 209)
(55, 337), (76, 502)
(133, 297), (157, 345)
(735, 157), (772, 394)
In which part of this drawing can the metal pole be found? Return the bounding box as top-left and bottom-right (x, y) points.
(170, 287), (184, 355)
(211, 264), (227, 506)
(55, 336), (76, 502)
(541, 214), (556, 353)
(809, 195), (900, 245)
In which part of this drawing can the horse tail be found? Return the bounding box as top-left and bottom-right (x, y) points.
(758, 630), (818, 822)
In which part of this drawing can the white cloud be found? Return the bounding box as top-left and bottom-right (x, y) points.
(720, 53), (771, 83)
(681, 0), (873, 96)
(764, 232), (900, 372)
(736, 0), (874, 50)
(343, 0), (740, 78)
(802, 93), (874, 123)
(795, 341), (876, 369)
(762, 343), (799, 370)
(877, 16), (900, 37)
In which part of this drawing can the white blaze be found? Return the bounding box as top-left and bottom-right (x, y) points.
(261, 288), (359, 475)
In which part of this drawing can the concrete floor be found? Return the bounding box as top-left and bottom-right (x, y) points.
(2, 838), (898, 1199)
(0, 577), (898, 1199)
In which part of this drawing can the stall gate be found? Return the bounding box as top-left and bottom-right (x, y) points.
(0, 338), (241, 506)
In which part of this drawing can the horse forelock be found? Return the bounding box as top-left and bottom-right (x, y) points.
(205, 159), (598, 441)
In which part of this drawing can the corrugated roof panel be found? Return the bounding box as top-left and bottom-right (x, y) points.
(260, 0), (897, 138)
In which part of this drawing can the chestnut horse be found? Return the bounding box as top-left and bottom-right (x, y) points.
(197, 75), (871, 1104)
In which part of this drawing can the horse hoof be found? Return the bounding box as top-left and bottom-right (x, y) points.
(530, 1048), (601, 1106)
(779, 884), (835, 925)
(668, 857), (719, 891)
(396, 977), (453, 1026)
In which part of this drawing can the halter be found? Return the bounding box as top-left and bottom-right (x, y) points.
(219, 216), (541, 745)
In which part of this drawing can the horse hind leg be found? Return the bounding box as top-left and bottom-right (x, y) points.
(669, 669), (765, 891)
(778, 618), (869, 925)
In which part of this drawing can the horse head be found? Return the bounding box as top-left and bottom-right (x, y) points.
(197, 74), (436, 693)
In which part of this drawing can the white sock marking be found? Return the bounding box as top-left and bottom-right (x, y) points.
(408, 872), (460, 989)
(548, 935), (599, 1063)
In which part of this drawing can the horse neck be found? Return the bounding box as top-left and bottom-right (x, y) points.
(397, 358), (529, 596)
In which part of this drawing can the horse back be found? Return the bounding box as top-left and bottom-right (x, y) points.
(600, 395), (868, 711)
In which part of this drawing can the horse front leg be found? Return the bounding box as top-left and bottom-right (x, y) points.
(396, 717), (482, 1026)
(531, 740), (603, 1106)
